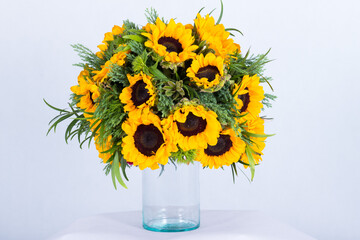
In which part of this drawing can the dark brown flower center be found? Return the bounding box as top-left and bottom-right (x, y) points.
(89, 92), (95, 105)
(238, 87), (250, 113)
(195, 66), (220, 82)
(131, 80), (150, 107)
(134, 124), (164, 156)
(158, 37), (183, 54)
(204, 134), (233, 156)
(176, 112), (207, 137)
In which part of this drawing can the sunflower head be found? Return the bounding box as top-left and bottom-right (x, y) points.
(93, 47), (129, 83)
(70, 70), (100, 126)
(162, 105), (222, 151)
(196, 128), (245, 169)
(142, 18), (198, 63)
(233, 75), (264, 121)
(187, 53), (226, 91)
(94, 135), (113, 164)
(75, 69), (91, 84)
(71, 71), (100, 114)
(121, 111), (177, 170)
(96, 25), (125, 59)
(119, 72), (156, 115)
(194, 14), (240, 59)
(240, 117), (266, 167)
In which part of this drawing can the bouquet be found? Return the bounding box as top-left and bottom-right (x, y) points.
(45, 5), (275, 189)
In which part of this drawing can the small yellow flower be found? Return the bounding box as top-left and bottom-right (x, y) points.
(70, 69), (100, 126)
(233, 75), (264, 121)
(93, 48), (128, 82)
(196, 129), (246, 169)
(96, 25), (125, 59)
(240, 117), (266, 167)
(70, 70), (100, 114)
(186, 53), (224, 89)
(94, 135), (113, 164)
(142, 18), (198, 63)
(194, 14), (240, 59)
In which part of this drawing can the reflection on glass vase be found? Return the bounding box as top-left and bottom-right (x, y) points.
(142, 161), (200, 232)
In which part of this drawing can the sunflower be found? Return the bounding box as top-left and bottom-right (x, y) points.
(96, 25), (125, 59)
(194, 14), (240, 59)
(162, 105), (222, 151)
(121, 111), (177, 170)
(94, 135), (113, 164)
(240, 117), (266, 167)
(71, 70), (100, 114)
(119, 72), (156, 115)
(233, 75), (264, 121)
(196, 129), (246, 169)
(70, 70), (100, 126)
(186, 53), (224, 90)
(93, 48), (128, 83)
(142, 18), (198, 63)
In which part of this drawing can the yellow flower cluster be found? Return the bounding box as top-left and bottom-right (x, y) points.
(194, 14), (240, 59)
(232, 75), (266, 167)
(70, 69), (100, 123)
(138, 16), (266, 169)
(142, 15), (239, 92)
(66, 11), (271, 177)
(93, 50), (128, 83)
(96, 25), (125, 59)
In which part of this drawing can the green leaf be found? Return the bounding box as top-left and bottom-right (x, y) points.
(68, 103), (81, 117)
(183, 85), (200, 99)
(111, 160), (117, 190)
(243, 48), (250, 60)
(149, 65), (170, 81)
(123, 35), (146, 43)
(216, 0), (224, 25)
(244, 132), (275, 138)
(260, 73), (274, 92)
(245, 146), (256, 181)
(71, 44), (104, 70)
(44, 99), (68, 113)
(65, 119), (79, 143)
(198, 7), (205, 14)
(132, 52), (149, 73)
(47, 113), (74, 135)
(48, 113), (65, 126)
(68, 129), (79, 141)
(120, 157), (129, 181)
(163, 86), (173, 91)
(225, 28), (244, 36)
(231, 163), (238, 183)
(79, 135), (92, 149)
(88, 118), (101, 135)
(245, 48), (271, 72)
(117, 44), (131, 51)
(209, 8), (216, 16)
(145, 8), (160, 24)
(112, 151), (128, 189)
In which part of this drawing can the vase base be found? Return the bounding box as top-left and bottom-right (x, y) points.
(143, 219), (200, 232)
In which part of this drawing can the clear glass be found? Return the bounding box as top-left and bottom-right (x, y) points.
(142, 161), (200, 232)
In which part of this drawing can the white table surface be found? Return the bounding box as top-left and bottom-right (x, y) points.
(48, 210), (316, 240)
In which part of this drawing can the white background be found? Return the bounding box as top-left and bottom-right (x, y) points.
(0, 0), (359, 239)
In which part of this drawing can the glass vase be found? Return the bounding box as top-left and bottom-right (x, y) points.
(142, 161), (200, 232)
